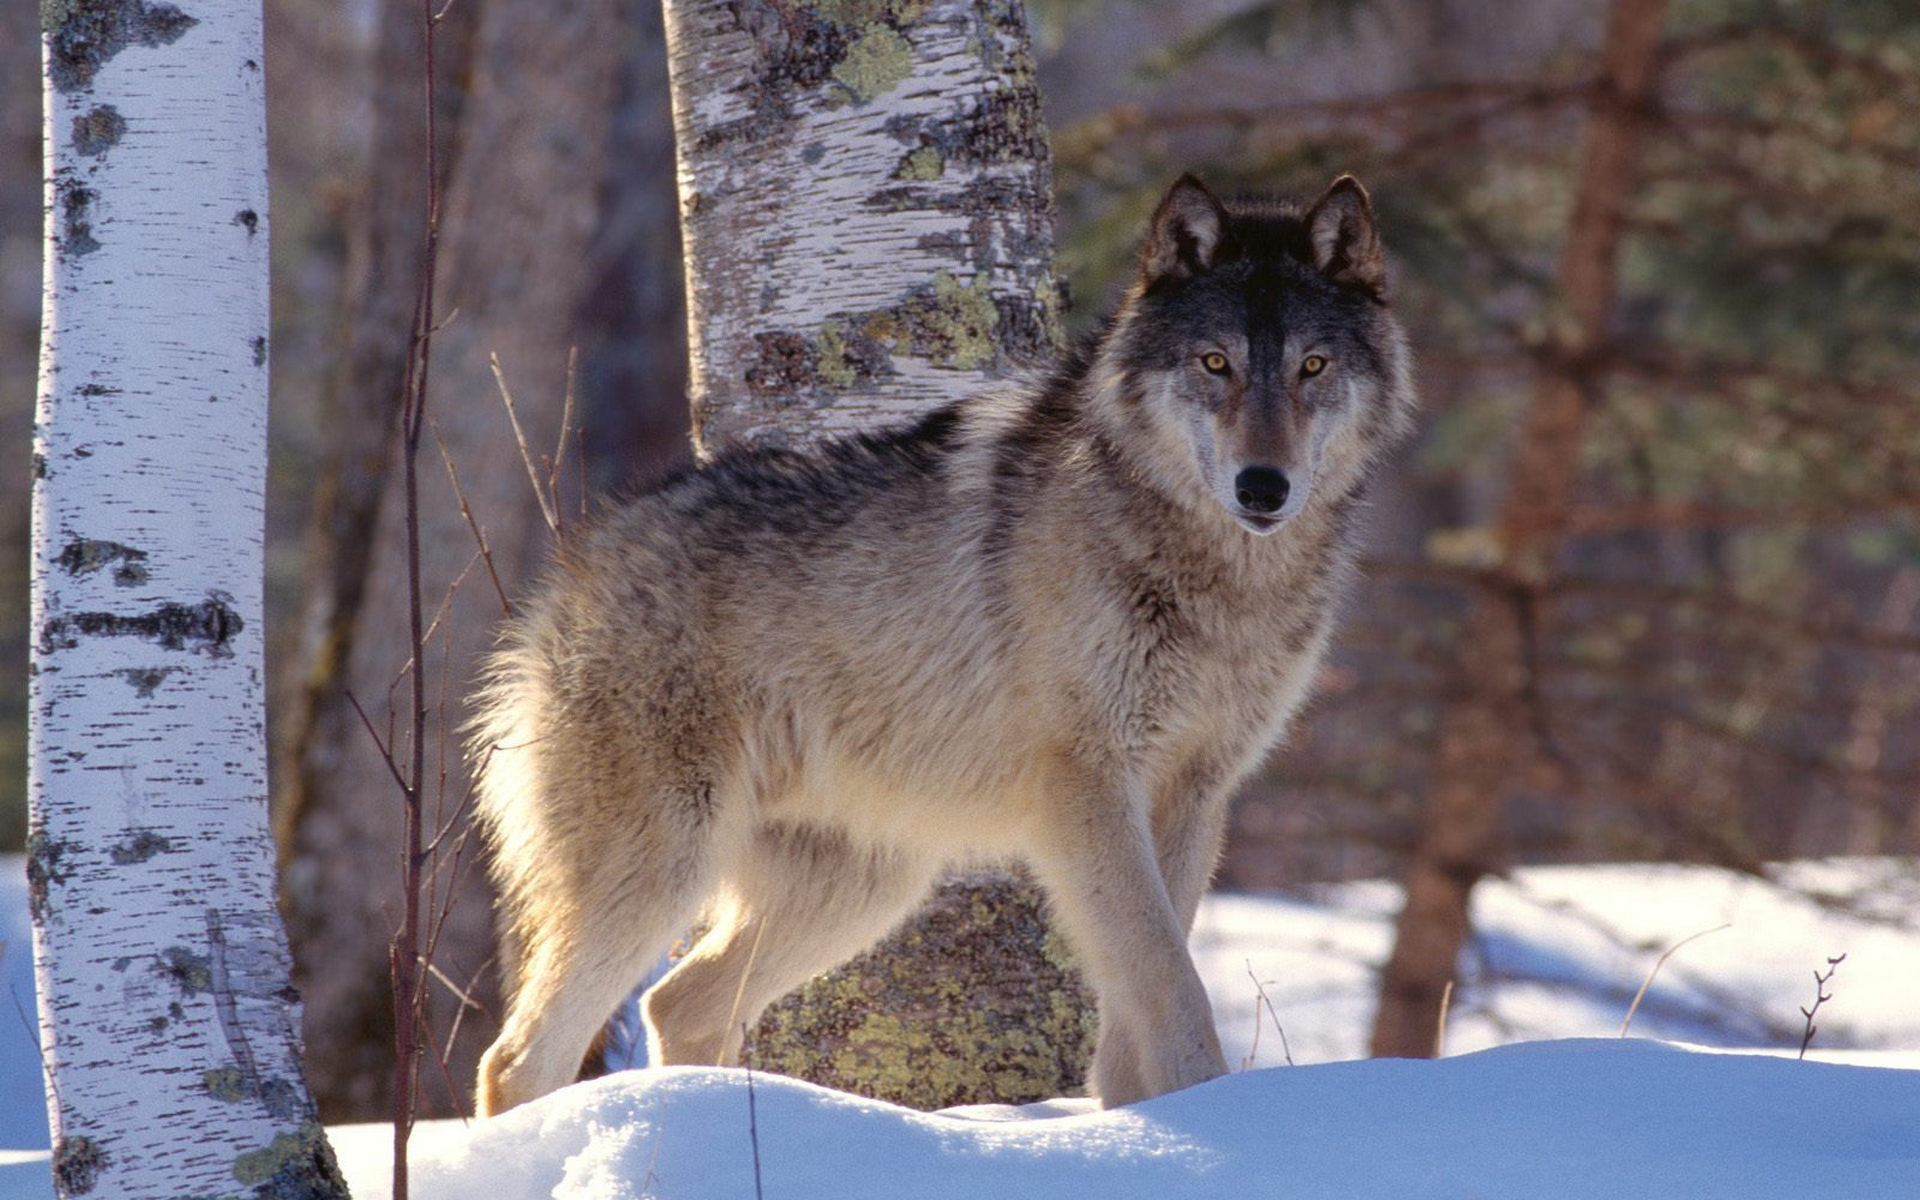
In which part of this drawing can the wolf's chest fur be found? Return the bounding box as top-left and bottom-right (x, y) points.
(997, 456), (1359, 786)
(681, 395), (1368, 841)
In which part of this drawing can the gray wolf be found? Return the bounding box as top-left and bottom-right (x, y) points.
(470, 173), (1416, 1115)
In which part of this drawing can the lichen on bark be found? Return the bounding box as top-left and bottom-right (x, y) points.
(744, 263), (1062, 407)
(72, 105), (126, 156)
(44, 0), (199, 93)
(231, 1122), (349, 1198)
(830, 25), (913, 102)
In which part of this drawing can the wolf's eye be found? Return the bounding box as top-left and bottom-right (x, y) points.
(1301, 355), (1329, 378)
(1201, 352), (1231, 376)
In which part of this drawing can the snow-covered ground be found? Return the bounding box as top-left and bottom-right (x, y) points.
(4, 856), (1919, 1198)
(1192, 859), (1920, 1069)
(327, 1042), (1920, 1200)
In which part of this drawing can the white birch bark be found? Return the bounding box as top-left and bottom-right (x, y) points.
(31, 1), (347, 1194)
(663, 0), (1093, 1107)
(664, 0), (1064, 454)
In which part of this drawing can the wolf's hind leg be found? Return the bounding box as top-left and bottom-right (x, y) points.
(644, 823), (934, 1067)
(478, 786), (722, 1117)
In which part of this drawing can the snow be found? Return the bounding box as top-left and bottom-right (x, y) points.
(0, 862), (43, 1156)
(5, 855), (1919, 1198)
(1194, 860), (1920, 1069)
(323, 1043), (1920, 1200)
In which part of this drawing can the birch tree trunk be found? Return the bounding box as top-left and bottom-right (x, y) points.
(663, 0), (1094, 1107)
(666, 0), (1063, 453)
(1369, 0), (1669, 1059)
(30, 0), (347, 1193)
(279, 0), (628, 1120)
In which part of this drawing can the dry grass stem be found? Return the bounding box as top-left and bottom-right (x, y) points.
(1240, 960), (1294, 1070)
(1619, 922), (1732, 1036)
(720, 919), (771, 1068)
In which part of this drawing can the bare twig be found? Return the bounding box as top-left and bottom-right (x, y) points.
(577, 426), (588, 519)
(440, 954), (495, 1082)
(1240, 961), (1294, 1070)
(548, 346), (578, 534)
(743, 1024), (765, 1200)
(390, 0), (446, 1189)
(412, 984), (468, 1118)
(424, 958), (485, 1018)
(490, 354), (562, 536)
(422, 745), (491, 860)
(11, 983), (56, 1112)
(1620, 923), (1732, 1037)
(429, 416), (513, 616)
(344, 690), (412, 798)
(1798, 954), (1845, 1060)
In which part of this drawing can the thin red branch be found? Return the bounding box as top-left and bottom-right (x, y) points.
(391, 0), (445, 1191)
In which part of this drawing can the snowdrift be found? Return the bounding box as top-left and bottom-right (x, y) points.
(331, 1040), (1920, 1200)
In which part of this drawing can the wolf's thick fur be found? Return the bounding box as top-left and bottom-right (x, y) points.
(471, 174), (1416, 1115)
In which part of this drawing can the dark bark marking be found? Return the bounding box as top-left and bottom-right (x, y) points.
(108, 828), (172, 863)
(52, 1134), (107, 1195)
(71, 104), (125, 156)
(39, 591), (243, 656)
(45, 0), (199, 93)
(235, 208), (259, 236)
(744, 331), (818, 398)
(56, 176), (100, 257)
(252, 335), (268, 366)
(118, 666), (174, 696)
(883, 82), (1048, 173)
(26, 831), (74, 923)
(56, 537), (149, 586)
(158, 945), (212, 994)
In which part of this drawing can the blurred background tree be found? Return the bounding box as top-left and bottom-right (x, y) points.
(2, 0), (1915, 1118)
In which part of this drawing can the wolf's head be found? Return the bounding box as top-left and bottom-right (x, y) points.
(1101, 174), (1416, 535)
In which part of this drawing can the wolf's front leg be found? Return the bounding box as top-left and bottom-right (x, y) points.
(1030, 765), (1226, 1107)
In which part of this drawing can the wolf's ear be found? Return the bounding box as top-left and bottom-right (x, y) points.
(1306, 175), (1386, 295)
(1141, 174), (1229, 286)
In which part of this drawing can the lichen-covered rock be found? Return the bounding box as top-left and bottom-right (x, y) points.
(746, 871), (1095, 1109)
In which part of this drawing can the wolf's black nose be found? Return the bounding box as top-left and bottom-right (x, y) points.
(1234, 466), (1290, 514)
